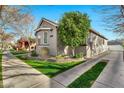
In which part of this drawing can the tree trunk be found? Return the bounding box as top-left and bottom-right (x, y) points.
(1, 41), (4, 51)
(27, 40), (31, 57)
(72, 48), (75, 57)
(64, 46), (69, 55)
(28, 42), (31, 52)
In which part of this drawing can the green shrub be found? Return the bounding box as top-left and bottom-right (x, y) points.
(31, 50), (38, 57)
(19, 49), (28, 53)
(73, 53), (83, 58)
(10, 49), (15, 51)
(16, 54), (29, 60)
(11, 50), (29, 55)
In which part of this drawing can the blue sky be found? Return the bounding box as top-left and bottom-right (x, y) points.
(29, 5), (119, 40)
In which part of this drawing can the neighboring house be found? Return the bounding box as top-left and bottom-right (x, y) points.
(35, 18), (108, 58)
(15, 37), (36, 51)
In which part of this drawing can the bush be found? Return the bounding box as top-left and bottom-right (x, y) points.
(16, 54), (29, 60)
(73, 53), (83, 58)
(11, 50), (29, 55)
(31, 50), (38, 57)
(10, 49), (15, 51)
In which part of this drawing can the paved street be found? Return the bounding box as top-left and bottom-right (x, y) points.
(92, 45), (124, 88)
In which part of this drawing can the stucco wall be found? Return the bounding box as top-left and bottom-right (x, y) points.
(36, 20), (57, 56)
(85, 32), (108, 58)
(57, 40), (87, 56)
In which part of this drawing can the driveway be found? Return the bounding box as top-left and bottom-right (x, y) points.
(108, 45), (123, 51)
(92, 45), (124, 88)
(51, 52), (109, 87)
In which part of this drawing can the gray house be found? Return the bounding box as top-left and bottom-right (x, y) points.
(35, 18), (108, 58)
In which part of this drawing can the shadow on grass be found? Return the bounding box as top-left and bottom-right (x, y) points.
(25, 61), (83, 78)
(3, 53), (83, 78)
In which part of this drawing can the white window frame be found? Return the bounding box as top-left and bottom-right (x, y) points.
(43, 31), (48, 44)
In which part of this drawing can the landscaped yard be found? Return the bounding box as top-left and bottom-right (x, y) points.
(11, 50), (83, 78)
(0, 50), (3, 88)
(10, 50), (29, 55)
(25, 60), (82, 78)
(68, 61), (107, 88)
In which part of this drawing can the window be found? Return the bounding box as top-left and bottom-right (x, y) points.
(44, 32), (48, 44)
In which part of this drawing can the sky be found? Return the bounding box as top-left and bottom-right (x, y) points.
(28, 5), (119, 40)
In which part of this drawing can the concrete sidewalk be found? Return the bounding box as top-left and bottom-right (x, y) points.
(92, 51), (124, 88)
(3, 50), (123, 88)
(2, 52), (51, 88)
(51, 52), (109, 87)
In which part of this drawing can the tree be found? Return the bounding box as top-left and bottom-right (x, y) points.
(96, 5), (124, 36)
(58, 11), (91, 56)
(0, 5), (30, 30)
(0, 5), (34, 51)
(0, 31), (14, 51)
(0, 5), (32, 37)
(11, 14), (35, 52)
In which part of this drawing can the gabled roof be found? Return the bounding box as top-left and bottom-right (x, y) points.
(35, 27), (52, 32)
(89, 29), (108, 40)
(37, 18), (58, 29)
(36, 18), (108, 40)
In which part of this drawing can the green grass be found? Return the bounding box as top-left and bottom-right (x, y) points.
(0, 50), (3, 88)
(11, 50), (83, 78)
(24, 60), (82, 78)
(68, 62), (107, 88)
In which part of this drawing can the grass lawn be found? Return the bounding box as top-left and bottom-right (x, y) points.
(68, 62), (107, 88)
(24, 59), (82, 78)
(11, 51), (83, 78)
(0, 50), (3, 88)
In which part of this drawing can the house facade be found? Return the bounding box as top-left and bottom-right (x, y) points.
(35, 18), (108, 58)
